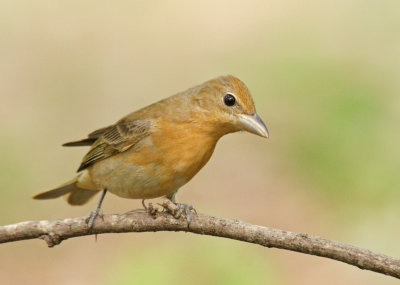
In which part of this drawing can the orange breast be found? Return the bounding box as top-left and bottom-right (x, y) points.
(130, 120), (218, 194)
(89, 119), (219, 199)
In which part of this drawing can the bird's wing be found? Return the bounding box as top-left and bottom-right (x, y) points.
(63, 125), (114, 147)
(77, 119), (152, 172)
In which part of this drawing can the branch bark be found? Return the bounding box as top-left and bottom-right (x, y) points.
(1, 208), (399, 279)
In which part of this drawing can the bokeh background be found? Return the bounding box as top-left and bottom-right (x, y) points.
(1, 1), (400, 284)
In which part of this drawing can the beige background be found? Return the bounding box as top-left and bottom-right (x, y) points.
(1, 1), (399, 284)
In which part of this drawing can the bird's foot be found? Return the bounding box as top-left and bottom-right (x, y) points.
(176, 203), (197, 223)
(124, 200), (168, 218)
(145, 202), (159, 217)
(85, 208), (103, 229)
(85, 188), (107, 229)
(161, 199), (197, 223)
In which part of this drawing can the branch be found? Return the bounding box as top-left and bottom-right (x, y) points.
(1, 207), (399, 279)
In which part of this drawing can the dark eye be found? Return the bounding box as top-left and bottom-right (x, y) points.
(223, 94), (236, 106)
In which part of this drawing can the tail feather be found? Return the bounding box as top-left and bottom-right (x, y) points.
(33, 179), (100, 205)
(67, 189), (100, 205)
(33, 180), (78, 200)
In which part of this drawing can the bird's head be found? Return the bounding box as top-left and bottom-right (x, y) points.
(193, 75), (269, 139)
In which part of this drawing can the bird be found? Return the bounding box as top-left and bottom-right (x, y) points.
(33, 75), (269, 227)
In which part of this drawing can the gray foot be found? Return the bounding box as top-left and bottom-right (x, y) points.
(178, 203), (196, 215)
(86, 208), (103, 229)
(176, 203), (197, 223)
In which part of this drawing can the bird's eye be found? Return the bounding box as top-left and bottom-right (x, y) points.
(223, 94), (236, 107)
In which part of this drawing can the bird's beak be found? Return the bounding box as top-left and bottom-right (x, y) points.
(237, 113), (269, 138)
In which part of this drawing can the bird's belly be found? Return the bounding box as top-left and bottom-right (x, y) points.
(88, 137), (216, 199)
(90, 159), (185, 199)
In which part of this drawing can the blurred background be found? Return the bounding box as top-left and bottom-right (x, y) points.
(1, 0), (399, 284)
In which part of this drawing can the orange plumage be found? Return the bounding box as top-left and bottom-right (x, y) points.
(33, 75), (268, 211)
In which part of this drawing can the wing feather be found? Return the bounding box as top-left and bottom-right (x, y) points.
(63, 124), (114, 147)
(77, 119), (151, 172)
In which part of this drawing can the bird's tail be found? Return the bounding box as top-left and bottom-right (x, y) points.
(33, 178), (100, 206)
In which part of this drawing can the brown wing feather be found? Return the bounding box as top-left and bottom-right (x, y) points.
(88, 125), (114, 138)
(63, 125), (114, 147)
(77, 119), (151, 172)
(63, 138), (97, 147)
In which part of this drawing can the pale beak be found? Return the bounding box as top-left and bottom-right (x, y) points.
(237, 113), (269, 138)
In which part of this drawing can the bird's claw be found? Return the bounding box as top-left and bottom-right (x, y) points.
(146, 202), (159, 216)
(175, 203), (197, 223)
(161, 199), (197, 223)
(86, 208), (103, 229)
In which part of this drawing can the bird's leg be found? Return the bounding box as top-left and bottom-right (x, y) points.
(86, 189), (107, 229)
(142, 199), (159, 216)
(122, 199), (149, 215)
(164, 192), (197, 223)
(142, 199), (147, 210)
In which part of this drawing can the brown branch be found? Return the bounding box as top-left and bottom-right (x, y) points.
(1, 206), (399, 279)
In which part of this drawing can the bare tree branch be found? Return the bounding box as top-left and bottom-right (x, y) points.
(1, 207), (399, 279)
